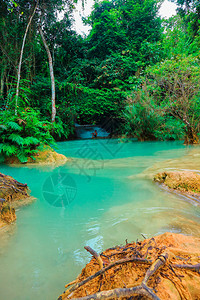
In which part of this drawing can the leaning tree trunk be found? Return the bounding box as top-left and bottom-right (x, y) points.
(15, 0), (39, 115)
(39, 26), (56, 123)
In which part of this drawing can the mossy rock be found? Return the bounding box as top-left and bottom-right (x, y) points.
(154, 171), (200, 194)
(5, 145), (68, 165)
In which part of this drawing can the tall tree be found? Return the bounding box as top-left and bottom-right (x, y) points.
(86, 0), (162, 59)
(173, 0), (200, 38)
(15, 0), (39, 115)
(39, 26), (56, 122)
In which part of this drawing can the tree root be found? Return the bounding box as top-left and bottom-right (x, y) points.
(66, 253), (168, 300)
(59, 241), (200, 300)
(68, 284), (160, 300)
(84, 246), (104, 269)
(171, 263), (200, 273)
(61, 255), (152, 299)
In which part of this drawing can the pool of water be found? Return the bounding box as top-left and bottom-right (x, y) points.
(0, 139), (200, 300)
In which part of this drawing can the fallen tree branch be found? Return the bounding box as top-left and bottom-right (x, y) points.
(63, 252), (169, 300)
(143, 253), (168, 285)
(172, 263), (200, 273)
(65, 280), (78, 289)
(84, 246), (103, 269)
(67, 284), (160, 300)
(61, 256), (152, 299)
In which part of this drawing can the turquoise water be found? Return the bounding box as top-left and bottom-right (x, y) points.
(0, 139), (200, 300)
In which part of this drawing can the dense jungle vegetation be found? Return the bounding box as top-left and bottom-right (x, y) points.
(0, 0), (200, 162)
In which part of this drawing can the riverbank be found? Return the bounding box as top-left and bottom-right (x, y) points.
(4, 145), (68, 166)
(58, 232), (200, 300)
(0, 173), (33, 229)
(154, 171), (200, 198)
(128, 147), (200, 200)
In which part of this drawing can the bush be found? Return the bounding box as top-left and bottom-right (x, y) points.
(0, 108), (54, 163)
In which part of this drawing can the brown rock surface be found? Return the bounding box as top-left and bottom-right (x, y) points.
(0, 173), (32, 228)
(59, 232), (200, 300)
(154, 171), (200, 196)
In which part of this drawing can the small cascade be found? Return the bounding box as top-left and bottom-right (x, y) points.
(75, 123), (110, 139)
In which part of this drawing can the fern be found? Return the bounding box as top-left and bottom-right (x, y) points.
(8, 133), (24, 146)
(0, 143), (17, 157)
(17, 152), (28, 163)
(30, 155), (36, 161)
(0, 107), (55, 163)
(7, 121), (22, 131)
(0, 125), (7, 130)
(23, 136), (40, 145)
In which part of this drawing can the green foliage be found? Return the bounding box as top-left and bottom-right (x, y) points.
(123, 96), (185, 141)
(174, 0), (200, 38)
(162, 15), (200, 58)
(125, 54), (200, 143)
(1, 0), (200, 146)
(0, 108), (54, 162)
(86, 0), (162, 59)
(59, 81), (126, 124)
(30, 76), (75, 139)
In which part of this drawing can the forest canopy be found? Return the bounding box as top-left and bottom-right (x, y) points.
(0, 0), (200, 161)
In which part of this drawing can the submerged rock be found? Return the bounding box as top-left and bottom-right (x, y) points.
(0, 173), (32, 228)
(154, 171), (200, 196)
(58, 232), (200, 300)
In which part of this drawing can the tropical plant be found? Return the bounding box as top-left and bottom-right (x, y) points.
(0, 108), (54, 163)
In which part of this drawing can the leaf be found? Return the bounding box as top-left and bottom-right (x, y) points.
(0, 144), (17, 157)
(17, 152), (28, 163)
(11, 0), (18, 7)
(8, 134), (24, 146)
(23, 136), (40, 145)
(7, 121), (22, 131)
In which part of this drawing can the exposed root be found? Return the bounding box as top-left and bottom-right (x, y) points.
(58, 233), (200, 300)
(68, 253), (169, 300)
(62, 256), (152, 298)
(84, 246), (104, 269)
(171, 263), (200, 273)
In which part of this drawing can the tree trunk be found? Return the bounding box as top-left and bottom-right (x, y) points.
(184, 126), (199, 144)
(15, 0), (39, 115)
(0, 69), (5, 99)
(39, 27), (56, 123)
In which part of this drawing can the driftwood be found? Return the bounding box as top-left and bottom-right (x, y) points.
(84, 246), (104, 269)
